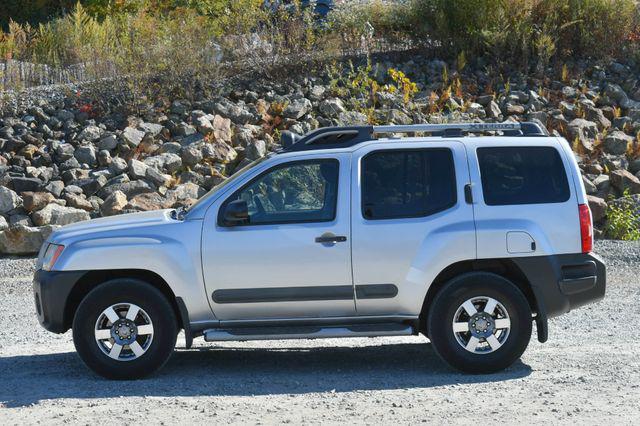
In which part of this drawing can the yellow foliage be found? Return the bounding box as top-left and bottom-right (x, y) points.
(561, 64), (569, 83)
(387, 68), (418, 104)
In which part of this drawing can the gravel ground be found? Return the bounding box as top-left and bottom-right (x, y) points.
(1, 240), (639, 425)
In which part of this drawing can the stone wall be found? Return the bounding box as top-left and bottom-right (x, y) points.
(1, 57), (640, 253)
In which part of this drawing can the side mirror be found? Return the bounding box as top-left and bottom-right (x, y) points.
(222, 200), (249, 226)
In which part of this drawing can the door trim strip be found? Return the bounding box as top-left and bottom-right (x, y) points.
(212, 284), (398, 304)
(212, 285), (354, 304)
(355, 284), (398, 299)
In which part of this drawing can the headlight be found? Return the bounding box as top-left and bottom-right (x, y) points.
(42, 244), (65, 271)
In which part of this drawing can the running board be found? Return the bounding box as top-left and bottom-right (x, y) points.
(203, 323), (415, 342)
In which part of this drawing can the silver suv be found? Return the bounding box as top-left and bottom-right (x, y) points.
(33, 122), (606, 379)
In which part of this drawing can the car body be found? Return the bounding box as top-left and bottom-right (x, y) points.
(33, 122), (606, 378)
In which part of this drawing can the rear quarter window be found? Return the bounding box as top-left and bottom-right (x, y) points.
(477, 146), (570, 206)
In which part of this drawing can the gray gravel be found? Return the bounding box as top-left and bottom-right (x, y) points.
(1, 241), (639, 424)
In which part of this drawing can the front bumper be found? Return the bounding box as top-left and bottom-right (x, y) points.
(513, 252), (606, 319)
(33, 269), (87, 333)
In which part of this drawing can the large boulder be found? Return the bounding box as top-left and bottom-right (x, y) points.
(139, 122), (163, 137)
(144, 153), (182, 174)
(110, 157), (128, 175)
(587, 195), (607, 222)
(0, 225), (59, 255)
(245, 140), (266, 161)
(610, 169), (640, 194)
(11, 177), (44, 193)
(337, 111), (368, 126)
(283, 98), (312, 119)
(567, 119), (598, 152)
(22, 192), (56, 212)
(486, 101), (502, 119)
(74, 145), (97, 166)
(212, 115), (232, 143)
(97, 149), (112, 167)
(32, 204), (90, 226)
(168, 182), (205, 202)
(98, 134), (118, 151)
(181, 144), (204, 167)
(0, 187), (22, 214)
(126, 193), (171, 211)
(122, 126), (145, 147)
(77, 125), (103, 142)
(582, 176), (597, 195)
(98, 180), (153, 199)
(100, 191), (128, 216)
(585, 106), (611, 130)
(319, 98), (346, 117)
(10, 214), (32, 227)
(74, 175), (108, 196)
(202, 142), (237, 163)
(215, 101), (255, 124)
(145, 167), (172, 187)
(603, 130), (633, 155)
(45, 181), (65, 198)
(64, 193), (94, 211)
(128, 159), (149, 180)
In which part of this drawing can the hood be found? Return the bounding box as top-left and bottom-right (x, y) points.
(48, 209), (177, 245)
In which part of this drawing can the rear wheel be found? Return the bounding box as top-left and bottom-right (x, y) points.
(427, 272), (532, 373)
(72, 279), (177, 379)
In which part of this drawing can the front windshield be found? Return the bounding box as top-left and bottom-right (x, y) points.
(185, 154), (273, 213)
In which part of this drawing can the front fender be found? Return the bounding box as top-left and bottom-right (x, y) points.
(51, 220), (214, 323)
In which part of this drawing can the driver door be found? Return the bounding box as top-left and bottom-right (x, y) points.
(201, 153), (355, 321)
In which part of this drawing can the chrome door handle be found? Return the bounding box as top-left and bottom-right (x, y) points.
(315, 235), (347, 243)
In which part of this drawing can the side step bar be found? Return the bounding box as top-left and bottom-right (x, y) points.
(203, 323), (415, 342)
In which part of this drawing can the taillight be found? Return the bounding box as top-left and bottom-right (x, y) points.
(578, 204), (593, 253)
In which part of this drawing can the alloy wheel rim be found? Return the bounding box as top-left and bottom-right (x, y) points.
(452, 296), (511, 354)
(94, 303), (154, 361)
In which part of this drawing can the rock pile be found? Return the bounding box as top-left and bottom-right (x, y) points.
(1, 57), (640, 253)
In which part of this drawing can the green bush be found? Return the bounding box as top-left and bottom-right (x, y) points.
(606, 191), (640, 241)
(406, 0), (639, 65)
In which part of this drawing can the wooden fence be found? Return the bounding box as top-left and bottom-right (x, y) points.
(0, 60), (90, 91)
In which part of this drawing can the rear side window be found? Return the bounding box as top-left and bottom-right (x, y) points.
(477, 147), (570, 206)
(361, 149), (457, 220)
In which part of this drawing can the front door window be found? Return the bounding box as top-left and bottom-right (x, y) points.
(223, 159), (339, 226)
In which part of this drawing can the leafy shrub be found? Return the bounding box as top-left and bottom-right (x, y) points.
(387, 68), (418, 104)
(406, 0), (639, 66)
(329, 0), (413, 51)
(606, 191), (640, 241)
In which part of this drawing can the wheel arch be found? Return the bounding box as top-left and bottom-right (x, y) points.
(63, 269), (184, 333)
(420, 258), (543, 339)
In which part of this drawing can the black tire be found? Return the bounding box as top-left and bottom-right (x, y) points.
(427, 272), (532, 374)
(72, 279), (178, 380)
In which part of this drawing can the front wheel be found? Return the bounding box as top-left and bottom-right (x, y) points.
(427, 272), (532, 373)
(72, 279), (178, 379)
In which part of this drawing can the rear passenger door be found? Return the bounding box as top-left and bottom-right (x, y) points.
(351, 142), (476, 317)
(469, 142), (581, 257)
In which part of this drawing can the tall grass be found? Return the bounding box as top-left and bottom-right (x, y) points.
(407, 0), (639, 66)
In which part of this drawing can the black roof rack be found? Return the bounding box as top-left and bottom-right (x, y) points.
(280, 121), (549, 152)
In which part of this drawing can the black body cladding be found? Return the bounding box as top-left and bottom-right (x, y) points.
(33, 252), (604, 337)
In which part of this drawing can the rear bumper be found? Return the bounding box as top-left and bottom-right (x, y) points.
(33, 269), (86, 333)
(513, 252), (606, 319)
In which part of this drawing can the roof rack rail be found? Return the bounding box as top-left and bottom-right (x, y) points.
(281, 121), (548, 152)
